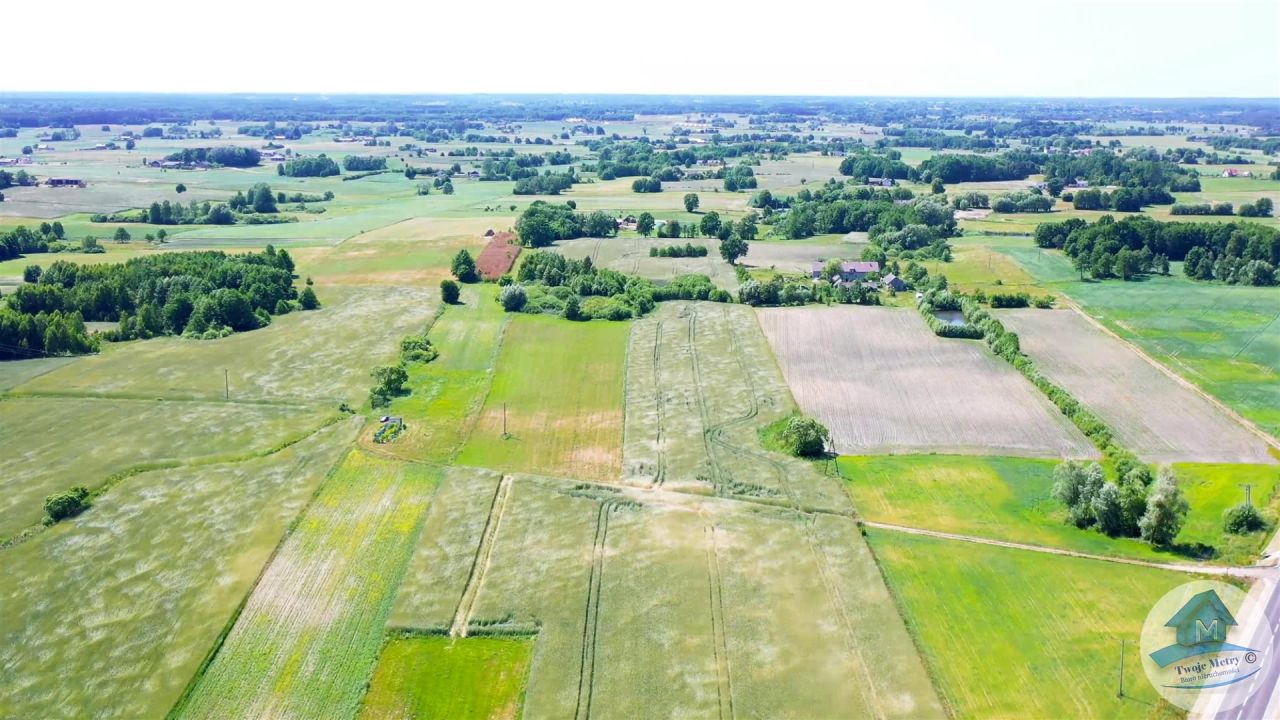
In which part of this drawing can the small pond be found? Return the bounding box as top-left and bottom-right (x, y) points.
(932, 310), (967, 326)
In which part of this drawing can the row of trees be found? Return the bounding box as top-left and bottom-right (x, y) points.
(164, 147), (261, 167)
(279, 155), (341, 177)
(341, 155), (387, 172)
(1070, 186), (1174, 212)
(513, 172), (575, 195)
(513, 201), (618, 247)
(1052, 462), (1187, 546)
(1036, 215), (1279, 285)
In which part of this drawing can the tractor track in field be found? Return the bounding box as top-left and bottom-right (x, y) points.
(651, 319), (667, 488)
(574, 501), (615, 720)
(704, 525), (735, 720)
(449, 474), (513, 638)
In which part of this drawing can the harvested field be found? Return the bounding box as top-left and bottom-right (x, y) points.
(550, 236), (738, 289)
(742, 240), (867, 273)
(757, 305), (1097, 458)
(1000, 308), (1275, 464)
(475, 231), (521, 279)
(178, 451), (439, 719)
(623, 301), (851, 512)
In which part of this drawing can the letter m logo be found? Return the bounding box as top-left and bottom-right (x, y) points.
(1196, 619), (1223, 643)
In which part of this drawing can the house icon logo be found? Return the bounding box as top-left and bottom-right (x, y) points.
(1140, 581), (1269, 712)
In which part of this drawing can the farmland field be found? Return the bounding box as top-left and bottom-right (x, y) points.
(391, 473), (942, 719)
(1003, 251), (1280, 440)
(12, 285), (435, 405)
(869, 530), (1189, 719)
(456, 314), (628, 481)
(0, 396), (329, 539)
(359, 636), (533, 720)
(549, 235), (738, 289)
(757, 305), (1097, 458)
(1000, 308), (1277, 464)
(741, 239), (867, 274)
(622, 301), (851, 512)
(0, 417), (360, 719)
(842, 455), (1280, 564)
(177, 451), (439, 719)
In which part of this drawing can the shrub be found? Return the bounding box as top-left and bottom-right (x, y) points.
(299, 286), (320, 310)
(766, 415), (830, 457)
(499, 284), (527, 312)
(399, 334), (438, 364)
(1224, 503), (1267, 534)
(440, 279), (460, 304)
(44, 486), (91, 523)
(451, 250), (478, 283)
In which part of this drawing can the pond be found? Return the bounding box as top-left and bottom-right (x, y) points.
(932, 310), (968, 326)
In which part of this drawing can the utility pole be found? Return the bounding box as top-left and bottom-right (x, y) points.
(1241, 483), (1254, 506)
(502, 402), (508, 438)
(224, 369), (229, 401)
(1117, 639), (1125, 698)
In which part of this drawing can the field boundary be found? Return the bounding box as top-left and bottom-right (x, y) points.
(1062, 300), (1280, 454)
(450, 474), (514, 638)
(863, 521), (1267, 578)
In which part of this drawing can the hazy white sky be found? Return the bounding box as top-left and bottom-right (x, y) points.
(3, 0), (1277, 97)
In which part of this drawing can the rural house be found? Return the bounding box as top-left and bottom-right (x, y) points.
(866, 177), (895, 187)
(46, 178), (86, 188)
(881, 273), (906, 291)
(811, 260), (881, 283)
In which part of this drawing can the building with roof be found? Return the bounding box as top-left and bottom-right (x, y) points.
(811, 260), (881, 283)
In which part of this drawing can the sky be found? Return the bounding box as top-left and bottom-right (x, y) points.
(3, 0), (1277, 98)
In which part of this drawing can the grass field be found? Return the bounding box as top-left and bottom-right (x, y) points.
(178, 451), (439, 719)
(549, 235), (738, 289)
(842, 455), (1280, 564)
(869, 530), (1190, 719)
(758, 305), (1097, 458)
(12, 285), (435, 405)
(359, 636), (533, 720)
(456, 314), (628, 482)
(366, 285), (507, 463)
(1002, 250), (1280, 440)
(1000, 308), (1276, 464)
(292, 216), (497, 286)
(623, 301), (851, 512)
(0, 417), (360, 719)
(0, 396), (329, 539)
(741, 239), (867, 274)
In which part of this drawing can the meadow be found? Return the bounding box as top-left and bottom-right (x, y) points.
(842, 454), (1280, 565)
(177, 451), (439, 719)
(757, 305), (1097, 458)
(869, 530), (1189, 719)
(1000, 307), (1276, 464)
(0, 418), (360, 719)
(456, 314), (628, 482)
(549, 235), (738, 289)
(359, 636), (533, 720)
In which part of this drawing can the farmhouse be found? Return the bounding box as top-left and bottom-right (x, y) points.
(0, 157), (16, 167)
(866, 177), (895, 187)
(46, 178), (86, 188)
(811, 260), (881, 283)
(882, 273), (907, 291)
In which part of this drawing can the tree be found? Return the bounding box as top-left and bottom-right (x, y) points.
(1224, 503), (1266, 534)
(563, 295), (582, 321)
(440, 279), (460, 304)
(1091, 483), (1126, 537)
(1052, 461), (1105, 527)
(636, 212), (655, 237)
(113, 227), (131, 243)
(250, 183), (277, 213)
(22, 265), (41, 283)
(1140, 467), (1189, 546)
(156, 229), (167, 243)
(719, 235), (748, 265)
(930, 178), (945, 194)
(126, 139), (135, 150)
(499, 284), (527, 311)
(175, 183), (187, 194)
(451, 249), (478, 283)
(776, 415), (830, 457)
(21, 145), (33, 155)
(369, 364), (409, 408)
(736, 215), (758, 241)
(699, 211), (722, 238)
(683, 193), (700, 213)
(298, 286), (320, 310)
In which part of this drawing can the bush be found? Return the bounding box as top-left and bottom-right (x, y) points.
(45, 486), (91, 522)
(440, 279), (460, 304)
(451, 250), (478, 283)
(399, 334), (438, 364)
(766, 415), (830, 457)
(1224, 503), (1267, 534)
(299, 286), (320, 310)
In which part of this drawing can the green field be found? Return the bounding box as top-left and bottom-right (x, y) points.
(869, 531), (1189, 719)
(368, 284), (507, 463)
(178, 450), (439, 719)
(360, 636), (533, 720)
(0, 418), (360, 719)
(842, 455), (1280, 564)
(456, 314), (629, 482)
(1001, 249), (1280, 439)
